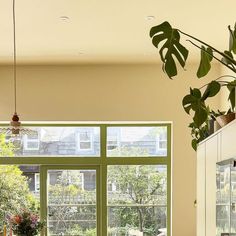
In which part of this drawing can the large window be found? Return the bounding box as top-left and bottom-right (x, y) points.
(0, 123), (171, 236)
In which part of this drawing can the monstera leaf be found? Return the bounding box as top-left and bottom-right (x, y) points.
(229, 24), (236, 54)
(182, 88), (208, 127)
(202, 80), (221, 100)
(150, 21), (189, 79)
(197, 46), (213, 78)
(221, 50), (234, 66)
(227, 80), (236, 110)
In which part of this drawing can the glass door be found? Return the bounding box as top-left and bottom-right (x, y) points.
(42, 166), (98, 236)
(216, 162), (231, 235)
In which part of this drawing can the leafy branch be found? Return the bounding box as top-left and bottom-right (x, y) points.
(150, 21), (236, 79)
(150, 21), (236, 150)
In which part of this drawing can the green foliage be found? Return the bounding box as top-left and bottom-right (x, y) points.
(84, 228), (96, 236)
(108, 226), (130, 236)
(189, 122), (209, 151)
(150, 21), (236, 79)
(227, 80), (236, 110)
(48, 170), (83, 205)
(0, 133), (15, 156)
(229, 24), (236, 54)
(108, 163), (166, 235)
(185, 79), (236, 150)
(183, 82), (221, 115)
(150, 21), (188, 78)
(150, 21), (236, 150)
(65, 225), (83, 235)
(48, 170), (97, 235)
(197, 46), (213, 78)
(0, 165), (39, 229)
(183, 88), (207, 126)
(110, 165), (164, 203)
(108, 146), (148, 157)
(182, 81), (222, 150)
(202, 80), (221, 99)
(0, 134), (39, 229)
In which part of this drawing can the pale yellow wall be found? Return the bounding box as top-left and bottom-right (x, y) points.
(0, 64), (221, 236)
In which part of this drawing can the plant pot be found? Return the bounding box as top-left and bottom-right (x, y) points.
(214, 120), (221, 132)
(208, 119), (215, 135)
(216, 112), (235, 127)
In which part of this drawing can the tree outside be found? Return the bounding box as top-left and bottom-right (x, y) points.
(47, 170), (97, 235)
(0, 134), (39, 230)
(108, 164), (167, 236)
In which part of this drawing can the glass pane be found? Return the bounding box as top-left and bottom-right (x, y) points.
(26, 142), (40, 149)
(0, 165), (40, 231)
(216, 163), (231, 235)
(47, 169), (96, 236)
(231, 164), (236, 233)
(216, 205), (230, 235)
(107, 165), (167, 236)
(27, 133), (39, 140)
(1, 126), (100, 157)
(216, 164), (231, 205)
(107, 126), (167, 157)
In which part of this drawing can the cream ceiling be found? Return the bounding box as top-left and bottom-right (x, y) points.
(0, 0), (235, 64)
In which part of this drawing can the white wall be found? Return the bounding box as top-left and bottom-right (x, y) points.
(0, 63), (221, 236)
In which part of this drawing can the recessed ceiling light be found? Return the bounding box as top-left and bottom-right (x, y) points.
(60, 16), (70, 21)
(146, 16), (155, 21)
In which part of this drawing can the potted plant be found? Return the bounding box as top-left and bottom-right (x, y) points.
(9, 210), (45, 236)
(182, 81), (220, 150)
(149, 21), (236, 149)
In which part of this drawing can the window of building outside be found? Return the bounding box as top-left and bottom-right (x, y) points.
(156, 132), (167, 151)
(23, 133), (40, 151)
(35, 173), (40, 192)
(0, 123), (171, 236)
(77, 129), (93, 151)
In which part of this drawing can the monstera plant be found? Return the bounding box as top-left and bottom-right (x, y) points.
(150, 21), (236, 150)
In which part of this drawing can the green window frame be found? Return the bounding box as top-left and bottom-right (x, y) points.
(0, 122), (172, 236)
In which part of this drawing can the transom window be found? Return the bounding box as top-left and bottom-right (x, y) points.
(0, 123), (171, 236)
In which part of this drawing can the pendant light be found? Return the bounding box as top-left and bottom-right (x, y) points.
(11, 0), (20, 135)
(0, 0), (36, 136)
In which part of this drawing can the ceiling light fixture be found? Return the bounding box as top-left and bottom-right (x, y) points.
(60, 16), (70, 21)
(146, 16), (156, 21)
(0, 0), (36, 136)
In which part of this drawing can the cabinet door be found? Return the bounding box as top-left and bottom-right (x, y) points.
(221, 121), (236, 160)
(206, 135), (218, 236)
(197, 143), (206, 236)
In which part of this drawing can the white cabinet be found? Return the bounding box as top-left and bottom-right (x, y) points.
(221, 121), (236, 161)
(197, 142), (206, 236)
(197, 135), (218, 236)
(205, 135), (218, 236)
(197, 120), (236, 235)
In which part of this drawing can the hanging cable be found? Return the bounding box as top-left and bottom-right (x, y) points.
(13, 0), (17, 114)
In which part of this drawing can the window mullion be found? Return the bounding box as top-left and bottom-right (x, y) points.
(100, 125), (107, 235)
(100, 165), (107, 236)
(40, 165), (48, 236)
